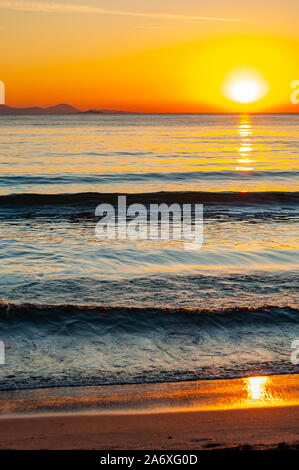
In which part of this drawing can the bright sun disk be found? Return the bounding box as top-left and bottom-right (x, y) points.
(222, 68), (269, 105)
(229, 80), (261, 104)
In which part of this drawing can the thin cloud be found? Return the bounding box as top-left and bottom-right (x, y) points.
(136, 26), (178, 29)
(0, 1), (244, 22)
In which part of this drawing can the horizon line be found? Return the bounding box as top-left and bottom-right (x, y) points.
(0, 103), (298, 115)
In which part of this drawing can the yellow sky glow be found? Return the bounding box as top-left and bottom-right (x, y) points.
(0, 2), (298, 112)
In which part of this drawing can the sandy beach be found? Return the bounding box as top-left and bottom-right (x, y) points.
(0, 374), (298, 450)
(0, 405), (298, 450)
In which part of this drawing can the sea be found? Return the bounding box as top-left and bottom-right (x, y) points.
(0, 113), (298, 391)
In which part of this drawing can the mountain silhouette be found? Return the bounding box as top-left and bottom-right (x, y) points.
(0, 103), (79, 114)
(0, 104), (133, 114)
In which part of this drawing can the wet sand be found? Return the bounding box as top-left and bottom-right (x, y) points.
(0, 374), (298, 449)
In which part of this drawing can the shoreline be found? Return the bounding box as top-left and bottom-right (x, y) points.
(1, 374), (298, 416)
(0, 374), (298, 449)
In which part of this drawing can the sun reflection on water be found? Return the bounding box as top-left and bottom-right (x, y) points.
(236, 115), (255, 172)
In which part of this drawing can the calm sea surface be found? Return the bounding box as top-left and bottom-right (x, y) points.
(0, 114), (298, 390)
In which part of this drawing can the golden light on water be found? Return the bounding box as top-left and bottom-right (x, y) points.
(235, 166), (253, 171)
(238, 146), (252, 153)
(235, 115), (255, 172)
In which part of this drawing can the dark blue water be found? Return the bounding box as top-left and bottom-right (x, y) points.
(0, 114), (298, 390)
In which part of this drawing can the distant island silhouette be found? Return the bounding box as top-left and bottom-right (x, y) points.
(0, 104), (132, 115)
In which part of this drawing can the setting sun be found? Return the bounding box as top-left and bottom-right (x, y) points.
(228, 80), (262, 103)
(0, 0), (299, 454)
(222, 68), (269, 105)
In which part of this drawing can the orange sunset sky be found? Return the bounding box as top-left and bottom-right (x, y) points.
(1, 0), (299, 112)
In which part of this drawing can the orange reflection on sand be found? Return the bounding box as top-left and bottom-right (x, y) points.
(2, 374), (298, 415)
(168, 375), (297, 413)
(240, 376), (285, 408)
(246, 376), (268, 400)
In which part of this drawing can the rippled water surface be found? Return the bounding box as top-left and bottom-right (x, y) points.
(0, 114), (298, 390)
(0, 113), (298, 193)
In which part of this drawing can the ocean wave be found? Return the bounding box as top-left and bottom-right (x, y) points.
(0, 190), (298, 208)
(0, 302), (297, 328)
(0, 170), (298, 187)
(1, 302), (297, 390)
